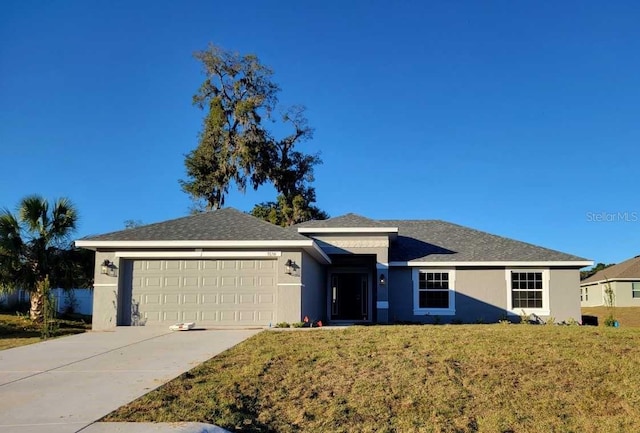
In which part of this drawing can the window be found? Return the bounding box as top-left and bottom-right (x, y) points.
(413, 269), (455, 315)
(580, 288), (583, 302)
(633, 282), (640, 299)
(419, 272), (449, 308)
(511, 271), (543, 309)
(585, 287), (588, 301)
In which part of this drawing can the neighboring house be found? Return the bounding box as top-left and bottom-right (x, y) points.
(75, 208), (592, 330)
(580, 255), (640, 307)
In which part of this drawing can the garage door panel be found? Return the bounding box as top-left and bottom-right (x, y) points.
(145, 261), (162, 271)
(182, 293), (199, 304)
(258, 293), (275, 304)
(183, 276), (200, 288)
(144, 277), (162, 287)
(163, 293), (180, 305)
(164, 276), (180, 287)
(181, 311), (199, 322)
(220, 277), (237, 288)
(239, 293), (256, 304)
(201, 293), (218, 304)
(258, 311), (275, 322)
(162, 310), (180, 322)
(132, 259), (277, 326)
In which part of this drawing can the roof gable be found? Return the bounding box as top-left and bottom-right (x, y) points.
(295, 213), (390, 228)
(581, 255), (640, 284)
(80, 208), (309, 242)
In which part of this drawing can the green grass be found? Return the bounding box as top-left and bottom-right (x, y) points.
(105, 325), (640, 432)
(0, 312), (91, 350)
(582, 306), (640, 327)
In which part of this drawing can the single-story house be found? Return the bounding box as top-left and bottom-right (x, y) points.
(75, 208), (592, 330)
(580, 255), (640, 307)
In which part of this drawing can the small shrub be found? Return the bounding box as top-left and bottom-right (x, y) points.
(519, 311), (530, 324)
(498, 319), (511, 325)
(545, 317), (555, 326)
(291, 322), (305, 328)
(564, 317), (580, 326)
(275, 322), (290, 328)
(604, 315), (617, 327)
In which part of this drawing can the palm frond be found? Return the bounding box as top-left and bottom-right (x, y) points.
(19, 194), (48, 238)
(50, 197), (78, 242)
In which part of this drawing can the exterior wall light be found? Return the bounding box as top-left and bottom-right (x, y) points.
(379, 273), (386, 285)
(285, 259), (295, 275)
(101, 259), (117, 277)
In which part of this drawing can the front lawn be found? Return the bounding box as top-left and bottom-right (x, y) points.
(105, 325), (640, 432)
(582, 306), (640, 327)
(0, 312), (90, 350)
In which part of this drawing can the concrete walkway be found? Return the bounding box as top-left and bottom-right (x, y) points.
(0, 327), (260, 433)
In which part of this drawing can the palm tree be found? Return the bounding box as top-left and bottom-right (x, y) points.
(0, 195), (80, 322)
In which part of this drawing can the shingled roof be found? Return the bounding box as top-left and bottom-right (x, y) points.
(581, 255), (640, 284)
(383, 220), (588, 263)
(80, 208), (309, 242)
(295, 213), (392, 228)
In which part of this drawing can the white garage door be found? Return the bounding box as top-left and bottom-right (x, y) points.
(131, 259), (276, 326)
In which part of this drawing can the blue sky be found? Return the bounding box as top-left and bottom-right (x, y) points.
(1, 0), (639, 265)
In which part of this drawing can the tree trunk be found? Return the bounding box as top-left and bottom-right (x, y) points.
(30, 290), (45, 323)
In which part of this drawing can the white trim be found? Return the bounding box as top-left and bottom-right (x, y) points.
(93, 283), (117, 287)
(376, 263), (389, 269)
(297, 227), (398, 234)
(114, 250), (282, 259)
(76, 239), (316, 248)
(277, 283), (305, 287)
(376, 301), (389, 309)
(310, 242), (332, 264)
(505, 268), (551, 316)
(412, 268), (456, 316)
(581, 278), (640, 286)
(390, 260), (593, 267)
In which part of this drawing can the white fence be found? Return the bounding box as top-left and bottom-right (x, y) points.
(51, 288), (93, 315)
(0, 288), (93, 315)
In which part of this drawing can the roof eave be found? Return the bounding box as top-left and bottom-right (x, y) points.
(389, 260), (594, 267)
(75, 239), (332, 265)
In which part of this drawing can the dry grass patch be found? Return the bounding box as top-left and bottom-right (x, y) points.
(582, 306), (640, 327)
(0, 312), (90, 350)
(105, 325), (640, 433)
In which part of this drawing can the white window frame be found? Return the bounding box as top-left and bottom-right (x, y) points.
(632, 282), (640, 299)
(505, 268), (550, 316)
(413, 268), (456, 316)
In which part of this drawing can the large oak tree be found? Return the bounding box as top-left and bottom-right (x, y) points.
(180, 44), (327, 225)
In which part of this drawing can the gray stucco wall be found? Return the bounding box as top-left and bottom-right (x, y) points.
(275, 251), (303, 324)
(455, 268), (508, 323)
(580, 283), (604, 307)
(92, 251), (119, 330)
(613, 281), (640, 306)
(388, 268), (414, 322)
(311, 234), (389, 263)
(548, 269), (581, 322)
(301, 251), (326, 322)
(389, 266), (583, 324)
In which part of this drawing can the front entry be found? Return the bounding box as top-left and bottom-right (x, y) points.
(330, 272), (369, 321)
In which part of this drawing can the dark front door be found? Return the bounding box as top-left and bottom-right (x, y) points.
(331, 273), (369, 321)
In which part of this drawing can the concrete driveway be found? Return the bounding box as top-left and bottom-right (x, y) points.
(0, 327), (261, 433)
